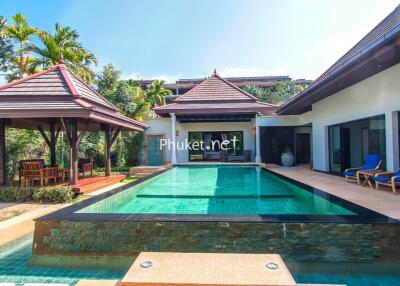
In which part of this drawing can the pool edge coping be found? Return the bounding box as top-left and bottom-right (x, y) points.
(35, 165), (400, 224)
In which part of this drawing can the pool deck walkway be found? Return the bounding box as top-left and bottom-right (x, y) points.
(265, 164), (400, 220)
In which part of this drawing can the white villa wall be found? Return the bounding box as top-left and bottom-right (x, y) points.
(311, 63), (400, 172)
(145, 65), (400, 170)
(256, 63), (400, 172)
(144, 118), (256, 163)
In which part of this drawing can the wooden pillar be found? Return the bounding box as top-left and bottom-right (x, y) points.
(105, 125), (111, 177)
(38, 121), (60, 167)
(0, 120), (6, 185)
(60, 118), (88, 186)
(104, 125), (121, 177)
(70, 119), (79, 185)
(49, 121), (56, 167)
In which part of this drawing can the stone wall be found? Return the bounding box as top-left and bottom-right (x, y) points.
(32, 220), (400, 264)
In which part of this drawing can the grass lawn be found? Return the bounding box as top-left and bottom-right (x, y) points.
(0, 209), (23, 222)
(122, 177), (138, 184)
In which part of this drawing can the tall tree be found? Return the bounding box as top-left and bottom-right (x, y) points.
(145, 79), (172, 107)
(113, 81), (148, 118)
(96, 63), (121, 95)
(27, 23), (97, 83)
(0, 16), (14, 74)
(244, 81), (307, 105)
(5, 13), (37, 79)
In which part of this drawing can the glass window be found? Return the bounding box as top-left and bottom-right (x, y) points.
(328, 115), (386, 173)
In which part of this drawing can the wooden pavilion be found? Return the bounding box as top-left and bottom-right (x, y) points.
(0, 59), (147, 190)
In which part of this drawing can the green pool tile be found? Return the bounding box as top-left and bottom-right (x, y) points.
(78, 165), (355, 216)
(0, 235), (126, 286)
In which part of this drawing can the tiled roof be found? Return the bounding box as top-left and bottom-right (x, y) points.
(0, 69), (71, 96)
(0, 63), (147, 131)
(174, 71), (258, 102)
(0, 64), (116, 110)
(155, 101), (276, 115)
(155, 71), (277, 116)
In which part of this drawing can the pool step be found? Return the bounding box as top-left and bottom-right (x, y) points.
(120, 252), (297, 286)
(136, 194), (295, 199)
(130, 166), (167, 178)
(71, 175), (126, 194)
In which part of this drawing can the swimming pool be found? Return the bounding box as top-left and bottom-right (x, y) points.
(32, 165), (400, 265)
(3, 235), (400, 286)
(77, 165), (356, 216)
(0, 235), (125, 286)
(288, 261), (400, 286)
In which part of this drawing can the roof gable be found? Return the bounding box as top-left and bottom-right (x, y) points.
(0, 64), (116, 111)
(174, 71), (257, 102)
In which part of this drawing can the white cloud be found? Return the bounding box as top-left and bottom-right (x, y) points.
(122, 72), (142, 80)
(122, 72), (181, 83)
(150, 74), (182, 83)
(218, 66), (290, 78)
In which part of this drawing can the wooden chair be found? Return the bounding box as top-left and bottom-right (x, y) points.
(373, 169), (400, 194)
(78, 158), (94, 178)
(18, 159), (46, 185)
(21, 161), (57, 186)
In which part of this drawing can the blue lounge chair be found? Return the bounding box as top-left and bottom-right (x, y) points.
(373, 169), (400, 194)
(343, 154), (381, 184)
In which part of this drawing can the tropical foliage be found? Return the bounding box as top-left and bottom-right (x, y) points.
(1, 13), (97, 83)
(244, 81), (308, 105)
(0, 16), (14, 73)
(3, 13), (37, 81)
(0, 13), (174, 181)
(146, 79), (172, 107)
(27, 23), (97, 82)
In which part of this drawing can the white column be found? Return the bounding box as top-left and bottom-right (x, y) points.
(170, 113), (177, 164)
(385, 111), (399, 171)
(255, 118), (261, 163)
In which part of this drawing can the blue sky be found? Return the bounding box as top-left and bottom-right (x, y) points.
(1, 0), (399, 82)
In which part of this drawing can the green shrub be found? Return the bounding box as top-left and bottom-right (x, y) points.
(16, 187), (34, 202)
(0, 186), (19, 202)
(32, 185), (74, 203)
(0, 185), (74, 204)
(0, 186), (33, 202)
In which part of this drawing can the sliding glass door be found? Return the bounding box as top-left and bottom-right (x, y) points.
(328, 115), (386, 174)
(188, 131), (244, 161)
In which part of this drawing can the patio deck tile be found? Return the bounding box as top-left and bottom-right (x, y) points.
(265, 164), (400, 220)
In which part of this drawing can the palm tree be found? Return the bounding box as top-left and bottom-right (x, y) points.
(27, 23), (97, 83)
(0, 16), (14, 73)
(146, 80), (172, 107)
(5, 13), (36, 79)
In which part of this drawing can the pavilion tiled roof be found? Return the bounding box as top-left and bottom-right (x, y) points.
(154, 71), (277, 116)
(0, 63), (147, 131)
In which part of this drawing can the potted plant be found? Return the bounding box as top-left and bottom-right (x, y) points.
(281, 146), (294, 167)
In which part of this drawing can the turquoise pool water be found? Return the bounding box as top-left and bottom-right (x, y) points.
(78, 165), (355, 215)
(0, 235), (125, 285)
(289, 262), (400, 286)
(2, 235), (399, 285)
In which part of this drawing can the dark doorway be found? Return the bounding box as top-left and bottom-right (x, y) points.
(341, 128), (351, 171)
(261, 127), (294, 164)
(295, 133), (311, 164)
